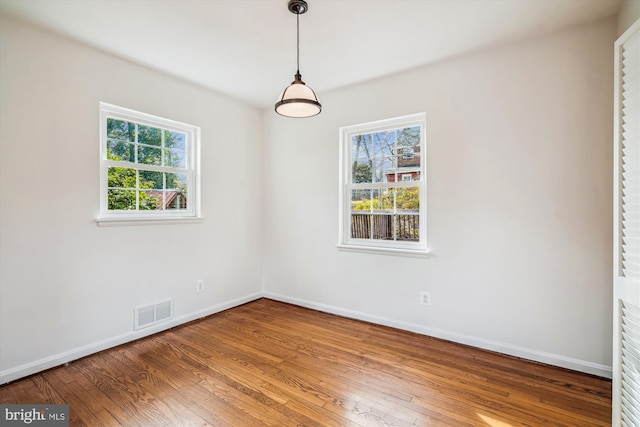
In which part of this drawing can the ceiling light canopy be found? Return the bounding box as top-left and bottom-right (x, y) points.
(275, 0), (321, 118)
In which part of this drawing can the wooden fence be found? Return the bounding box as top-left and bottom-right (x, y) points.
(351, 211), (419, 241)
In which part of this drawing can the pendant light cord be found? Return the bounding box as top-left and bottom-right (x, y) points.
(296, 12), (300, 74)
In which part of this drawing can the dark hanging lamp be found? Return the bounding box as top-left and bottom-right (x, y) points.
(275, 0), (322, 118)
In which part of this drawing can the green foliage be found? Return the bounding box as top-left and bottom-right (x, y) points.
(106, 152), (159, 211)
(106, 118), (186, 169)
(138, 125), (161, 146)
(352, 161), (372, 183)
(353, 187), (419, 211)
(106, 118), (188, 210)
(395, 187), (419, 209)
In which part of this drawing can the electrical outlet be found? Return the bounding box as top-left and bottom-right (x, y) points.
(196, 279), (205, 292)
(420, 291), (431, 306)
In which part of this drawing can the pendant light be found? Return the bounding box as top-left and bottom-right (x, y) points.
(275, 0), (321, 118)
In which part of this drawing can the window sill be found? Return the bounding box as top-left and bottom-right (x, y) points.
(336, 244), (432, 258)
(96, 217), (204, 227)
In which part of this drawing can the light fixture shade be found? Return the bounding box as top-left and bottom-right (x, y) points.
(275, 73), (321, 118)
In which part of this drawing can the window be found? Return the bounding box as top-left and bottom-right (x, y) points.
(339, 113), (427, 255)
(402, 147), (414, 159)
(98, 103), (201, 224)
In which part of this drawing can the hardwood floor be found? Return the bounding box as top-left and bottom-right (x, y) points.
(1, 299), (611, 426)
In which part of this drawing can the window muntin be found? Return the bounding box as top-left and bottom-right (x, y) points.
(99, 103), (200, 221)
(339, 113), (427, 253)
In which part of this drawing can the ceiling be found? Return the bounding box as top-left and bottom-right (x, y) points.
(0, 0), (621, 109)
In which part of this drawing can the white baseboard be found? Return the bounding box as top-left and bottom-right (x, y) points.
(0, 292), (263, 385)
(2, 291), (611, 384)
(263, 292), (613, 379)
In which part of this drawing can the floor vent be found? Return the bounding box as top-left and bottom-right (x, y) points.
(134, 299), (173, 330)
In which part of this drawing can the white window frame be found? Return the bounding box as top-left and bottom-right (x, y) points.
(338, 113), (428, 256)
(97, 102), (202, 226)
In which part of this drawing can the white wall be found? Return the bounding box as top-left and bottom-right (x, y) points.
(263, 18), (616, 376)
(0, 14), (263, 382)
(618, 0), (640, 35)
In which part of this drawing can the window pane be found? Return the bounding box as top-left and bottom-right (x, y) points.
(138, 146), (162, 165)
(166, 173), (187, 191)
(351, 212), (371, 239)
(138, 125), (161, 146)
(165, 148), (186, 168)
(361, 126), (422, 184)
(107, 140), (134, 162)
(396, 187), (420, 210)
(397, 127), (421, 174)
(395, 214), (419, 241)
(397, 126), (421, 148)
(395, 186), (420, 241)
(352, 132), (399, 184)
(371, 132), (395, 183)
(108, 167), (136, 188)
(139, 191), (161, 210)
(350, 187), (420, 241)
(107, 118), (135, 141)
(165, 130), (186, 150)
(372, 188), (393, 211)
(352, 160), (372, 183)
(108, 189), (136, 210)
(351, 188), (373, 211)
(165, 190), (187, 210)
(351, 188), (392, 240)
(352, 134), (372, 161)
(351, 189), (371, 238)
(350, 188), (393, 211)
(139, 170), (163, 189)
(352, 134), (373, 183)
(371, 213), (393, 240)
(371, 188), (393, 240)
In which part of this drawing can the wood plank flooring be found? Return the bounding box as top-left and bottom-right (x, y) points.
(0, 298), (611, 426)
